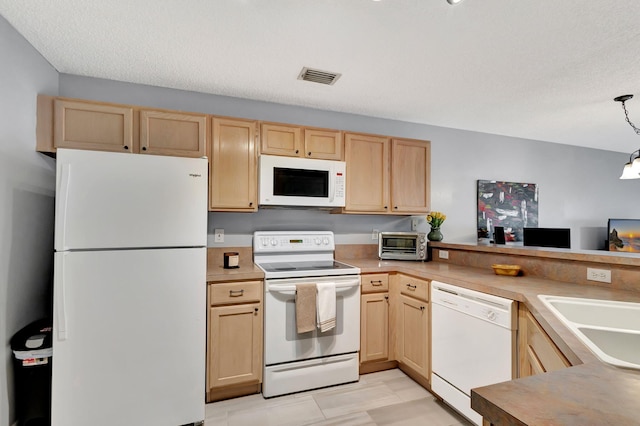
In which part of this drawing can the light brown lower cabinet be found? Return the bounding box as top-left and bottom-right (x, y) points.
(207, 280), (263, 402)
(518, 304), (570, 377)
(397, 293), (429, 379)
(360, 274), (397, 374)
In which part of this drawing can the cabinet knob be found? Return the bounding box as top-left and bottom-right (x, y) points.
(420, 306), (425, 311)
(384, 295), (389, 301)
(295, 150), (299, 154)
(142, 146), (147, 151)
(249, 202), (253, 207)
(308, 152), (312, 156)
(394, 206), (398, 209)
(254, 307), (259, 313)
(384, 206), (388, 209)
(123, 145), (129, 150)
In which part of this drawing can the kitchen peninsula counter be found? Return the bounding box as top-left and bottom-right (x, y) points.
(340, 245), (640, 425)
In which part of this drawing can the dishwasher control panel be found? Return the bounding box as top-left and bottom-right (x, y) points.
(431, 280), (515, 329)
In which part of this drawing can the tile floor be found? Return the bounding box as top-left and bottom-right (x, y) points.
(205, 369), (473, 426)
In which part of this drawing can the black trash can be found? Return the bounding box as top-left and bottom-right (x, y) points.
(11, 319), (52, 426)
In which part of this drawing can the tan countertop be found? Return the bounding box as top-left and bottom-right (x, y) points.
(206, 250), (640, 424)
(342, 258), (640, 425)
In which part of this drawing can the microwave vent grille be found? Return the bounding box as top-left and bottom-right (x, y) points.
(297, 67), (341, 86)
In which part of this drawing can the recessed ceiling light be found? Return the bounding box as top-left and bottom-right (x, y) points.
(447, 0), (464, 4)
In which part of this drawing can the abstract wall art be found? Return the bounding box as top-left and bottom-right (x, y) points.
(477, 180), (538, 243)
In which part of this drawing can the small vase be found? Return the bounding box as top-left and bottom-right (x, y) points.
(428, 227), (443, 242)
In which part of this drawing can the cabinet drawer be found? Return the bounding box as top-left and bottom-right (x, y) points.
(209, 281), (262, 306)
(399, 275), (429, 302)
(361, 274), (389, 293)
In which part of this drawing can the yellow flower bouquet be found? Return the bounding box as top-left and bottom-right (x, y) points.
(426, 211), (447, 229)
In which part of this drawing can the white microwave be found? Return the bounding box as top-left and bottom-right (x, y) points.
(258, 155), (346, 207)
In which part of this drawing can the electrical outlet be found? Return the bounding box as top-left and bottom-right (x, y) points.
(439, 250), (449, 259)
(372, 229), (379, 240)
(587, 267), (611, 283)
(411, 218), (418, 231)
(214, 228), (224, 243)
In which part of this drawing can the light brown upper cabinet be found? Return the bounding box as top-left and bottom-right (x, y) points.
(260, 122), (342, 160)
(139, 110), (206, 157)
(38, 96), (206, 158)
(53, 98), (135, 153)
(390, 138), (430, 213)
(344, 133), (430, 215)
(344, 133), (391, 213)
(209, 117), (258, 212)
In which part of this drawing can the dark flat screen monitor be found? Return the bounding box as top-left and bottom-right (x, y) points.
(523, 228), (571, 249)
(608, 219), (640, 252)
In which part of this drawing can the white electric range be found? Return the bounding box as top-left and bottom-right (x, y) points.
(253, 231), (361, 398)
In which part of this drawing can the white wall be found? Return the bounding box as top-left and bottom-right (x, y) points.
(59, 74), (639, 249)
(0, 16), (58, 426)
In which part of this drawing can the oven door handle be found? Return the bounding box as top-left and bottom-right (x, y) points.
(267, 280), (360, 293)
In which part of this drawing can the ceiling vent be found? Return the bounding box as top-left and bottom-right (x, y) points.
(297, 67), (341, 86)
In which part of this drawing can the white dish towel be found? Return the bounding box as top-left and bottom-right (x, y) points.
(316, 282), (336, 332)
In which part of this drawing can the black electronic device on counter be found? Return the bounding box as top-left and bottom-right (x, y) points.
(523, 227), (571, 249)
(494, 227), (506, 244)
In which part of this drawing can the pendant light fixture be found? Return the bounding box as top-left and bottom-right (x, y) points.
(615, 94), (640, 179)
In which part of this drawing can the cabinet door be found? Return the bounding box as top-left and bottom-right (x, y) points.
(260, 123), (302, 157)
(54, 99), (134, 153)
(304, 128), (343, 160)
(360, 293), (389, 363)
(519, 306), (570, 377)
(209, 303), (263, 389)
(210, 117), (258, 211)
(398, 294), (429, 379)
(344, 133), (390, 213)
(391, 139), (430, 213)
(140, 110), (206, 157)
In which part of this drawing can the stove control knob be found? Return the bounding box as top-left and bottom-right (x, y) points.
(322, 237), (330, 245)
(261, 238), (269, 247)
(270, 239), (277, 247)
(314, 238), (321, 245)
(487, 310), (497, 321)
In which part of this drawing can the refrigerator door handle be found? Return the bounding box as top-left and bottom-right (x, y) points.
(55, 254), (68, 340)
(56, 163), (71, 250)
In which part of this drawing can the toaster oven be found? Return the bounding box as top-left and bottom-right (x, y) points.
(378, 232), (427, 261)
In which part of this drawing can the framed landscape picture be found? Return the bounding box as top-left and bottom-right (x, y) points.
(608, 219), (640, 252)
(477, 180), (538, 243)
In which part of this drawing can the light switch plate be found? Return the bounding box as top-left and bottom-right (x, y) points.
(214, 228), (224, 243)
(372, 229), (379, 240)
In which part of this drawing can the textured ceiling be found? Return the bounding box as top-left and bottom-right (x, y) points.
(2, 0), (640, 154)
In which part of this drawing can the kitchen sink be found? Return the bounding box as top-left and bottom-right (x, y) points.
(538, 295), (640, 370)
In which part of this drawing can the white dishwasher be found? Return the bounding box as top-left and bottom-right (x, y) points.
(430, 281), (515, 426)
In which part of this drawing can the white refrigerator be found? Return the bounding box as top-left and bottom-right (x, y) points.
(52, 149), (208, 426)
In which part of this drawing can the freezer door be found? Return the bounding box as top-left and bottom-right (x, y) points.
(55, 149), (207, 250)
(52, 248), (206, 426)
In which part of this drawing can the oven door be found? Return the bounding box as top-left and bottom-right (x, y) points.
(264, 275), (360, 366)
